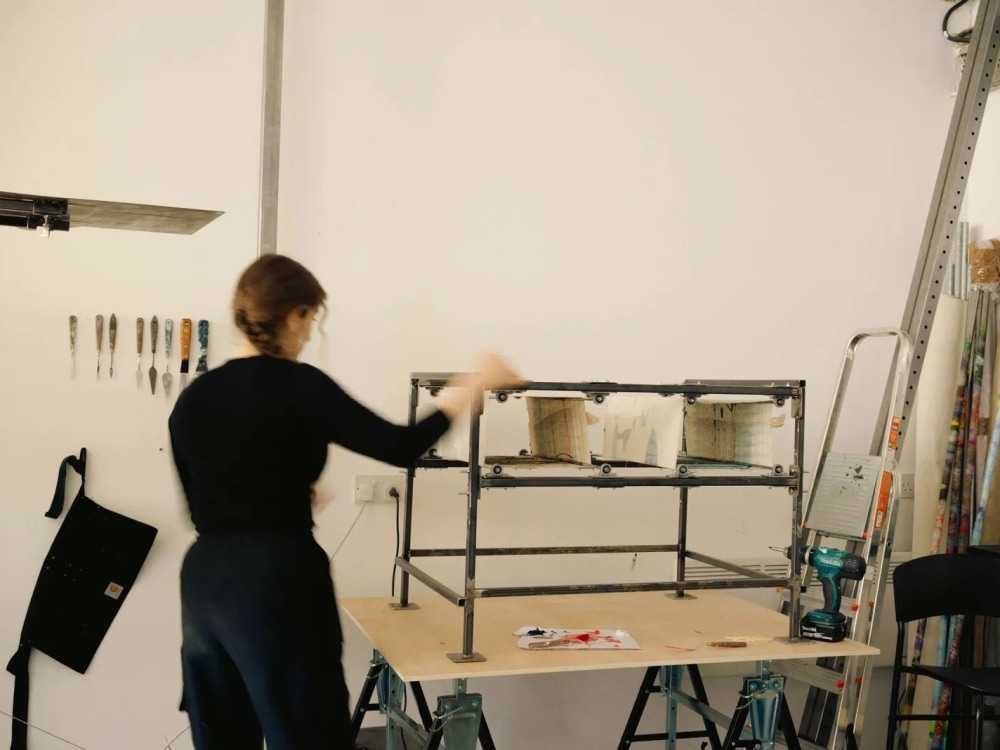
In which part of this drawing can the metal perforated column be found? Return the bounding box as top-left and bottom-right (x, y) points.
(875, 0), (1000, 453)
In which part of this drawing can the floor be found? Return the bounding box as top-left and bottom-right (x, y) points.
(356, 727), (387, 750)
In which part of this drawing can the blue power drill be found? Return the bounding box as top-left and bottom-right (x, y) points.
(774, 545), (867, 642)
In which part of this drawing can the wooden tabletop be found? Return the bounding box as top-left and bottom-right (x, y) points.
(340, 590), (879, 682)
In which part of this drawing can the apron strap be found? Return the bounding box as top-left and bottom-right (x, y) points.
(5, 645), (29, 750)
(6, 449), (86, 748)
(46, 448), (86, 519)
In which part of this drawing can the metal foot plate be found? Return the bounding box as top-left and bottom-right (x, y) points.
(671, 592), (697, 600)
(446, 652), (487, 663)
(388, 602), (421, 610)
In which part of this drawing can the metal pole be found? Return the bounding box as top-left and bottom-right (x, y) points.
(789, 389), (805, 642)
(256, 0), (284, 257)
(449, 387), (486, 662)
(873, 0), (1000, 454)
(675, 487), (689, 598)
(397, 379), (420, 607)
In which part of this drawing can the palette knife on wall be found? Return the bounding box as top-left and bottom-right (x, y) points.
(149, 316), (158, 395)
(108, 314), (117, 377)
(135, 317), (144, 390)
(68, 316), (77, 378)
(196, 320), (209, 377)
(95, 315), (103, 380)
(180, 319), (192, 391)
(163, 319), (174, 398)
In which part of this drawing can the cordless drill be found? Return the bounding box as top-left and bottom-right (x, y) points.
(774, 545), (867, 643)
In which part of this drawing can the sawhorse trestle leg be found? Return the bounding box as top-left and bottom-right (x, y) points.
(721, 664), (795, 750)
(617, 665), (723, 749)
(350, 651), (495, 750)
(618, 662), (802, 750)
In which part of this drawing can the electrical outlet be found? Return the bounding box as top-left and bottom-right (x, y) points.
(898, 473), (915, 499)
(354, 474), (404, 504)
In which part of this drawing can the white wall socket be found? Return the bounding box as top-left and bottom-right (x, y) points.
(898, 473), (915, 499)
(354, 474), (405, 504)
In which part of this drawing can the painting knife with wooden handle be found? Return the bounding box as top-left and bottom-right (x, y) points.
(108, 313), (117, 377)
(149, 316), (159, 395)
(180, 319), (192, 390)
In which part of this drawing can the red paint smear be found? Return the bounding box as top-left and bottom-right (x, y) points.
(555, 630), (622, 647)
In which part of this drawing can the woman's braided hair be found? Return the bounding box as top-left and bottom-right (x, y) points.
(232, 255), (327, 358)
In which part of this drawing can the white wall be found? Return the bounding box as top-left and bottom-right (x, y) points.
(969, 95), (1000, 240)
(280, 3), (956, 749)
(0, 3), (263, 749)
(0, 2), (960, 750)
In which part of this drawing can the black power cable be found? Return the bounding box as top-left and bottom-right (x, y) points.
(390, 486), (401, 596)
(944, 0), (973, 44)
(386, 486), (414, 749)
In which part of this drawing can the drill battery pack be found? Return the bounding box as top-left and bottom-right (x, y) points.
(800, 616), (848, 643)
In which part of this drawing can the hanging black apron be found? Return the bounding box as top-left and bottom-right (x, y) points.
(6, 448), (158, 750)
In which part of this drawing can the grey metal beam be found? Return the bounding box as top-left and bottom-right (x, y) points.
(256, 0), (284, 256)
(843, 4), (1000, 748)
(876, 0), (1000, 454)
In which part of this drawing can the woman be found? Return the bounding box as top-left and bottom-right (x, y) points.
(168, 254), (523, 749)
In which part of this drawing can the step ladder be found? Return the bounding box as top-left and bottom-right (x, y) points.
(778, 328), (913, 750)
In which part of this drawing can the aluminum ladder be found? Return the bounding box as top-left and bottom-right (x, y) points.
(778, 328), (912, 750)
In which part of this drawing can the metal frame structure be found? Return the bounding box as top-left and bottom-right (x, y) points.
(795, 2), (1000, 748)
(393, 375), (807, 663)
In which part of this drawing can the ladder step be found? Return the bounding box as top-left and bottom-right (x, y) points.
(804, 529), (868, 545)
(778, 660), (847, 693)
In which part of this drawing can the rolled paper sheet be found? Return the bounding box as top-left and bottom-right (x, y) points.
(527, 397), (592, 464)
(602, 395), (684, 469)
(684, 399), (775, 467)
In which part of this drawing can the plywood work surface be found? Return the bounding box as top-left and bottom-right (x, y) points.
(340, 590), (878, 682)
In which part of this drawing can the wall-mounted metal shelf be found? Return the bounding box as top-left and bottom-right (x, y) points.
(393, 375), (807, 663)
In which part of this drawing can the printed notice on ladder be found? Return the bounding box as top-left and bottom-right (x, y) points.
(804, 452), (881, 539)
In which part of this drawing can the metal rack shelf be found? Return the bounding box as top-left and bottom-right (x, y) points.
(393, 376), (806, 663)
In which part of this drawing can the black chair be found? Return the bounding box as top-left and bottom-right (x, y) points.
(887, 553), (1000, 749)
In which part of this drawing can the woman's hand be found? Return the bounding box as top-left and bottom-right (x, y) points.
(310, 481), (332, 514)
(439, 353), (525, 419)
(475, 353), (526, 392)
